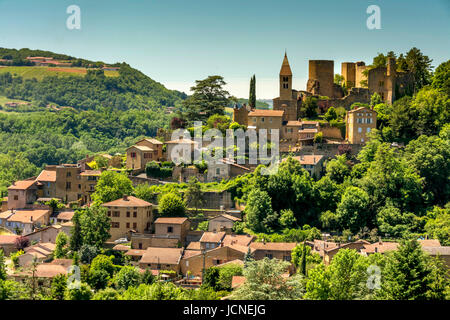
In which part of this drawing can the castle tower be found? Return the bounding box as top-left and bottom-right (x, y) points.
(386, 57), (397, 103)
(341, 62), (356, 88)
(279, 53), (293, 100)
(307, 60), (334, 98)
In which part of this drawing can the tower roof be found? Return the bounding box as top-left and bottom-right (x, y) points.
(280, 53), (292, 76)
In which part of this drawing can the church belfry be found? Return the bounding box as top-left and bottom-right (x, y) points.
(279, 53), (293, 100)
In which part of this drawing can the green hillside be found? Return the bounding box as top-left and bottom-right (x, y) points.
(0, 66), (119, 80)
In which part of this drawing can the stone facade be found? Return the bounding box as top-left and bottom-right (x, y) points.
(345, 106), (377, 144)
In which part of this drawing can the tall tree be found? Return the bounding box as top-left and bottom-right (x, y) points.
(249, 75), (256, 109)
(79, 206), (111, 249)
(70, 211), (83, 251)
(91, 171), (133, 206)
(184, 177), (204, 214)
(405, 47), (433, 93)
(183, 75), (231, 123)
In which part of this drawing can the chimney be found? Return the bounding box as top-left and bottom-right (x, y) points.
(375, 247), (378, 253)
(378, 237), (382, 245)
(123, 195), (128, 201)
(30, 215), (33, 222)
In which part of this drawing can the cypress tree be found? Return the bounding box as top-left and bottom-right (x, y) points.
(70, 211), (83, 252)
(249, 75), (256, 108)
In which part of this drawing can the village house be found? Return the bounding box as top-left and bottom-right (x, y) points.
(25, 225), (67, 244)
(102, 195), (153, 241)
(165, 138), (199, 164)
(12, 259), (73, 285)
(250, 242), (297, 262)
(199, 231), (226, 251)
(180, 245), (247, 277)
(4, 209), (51, 235)
(7, 180), (40, 210)
(49, 210), (75, 225)
(139, 247), (184, 272)
(0, 234), (19, 255)
(18, 242), (55, 267)
(208, 214), (242, 232)
(345, 106), (377, 144)
(283, 155), (326, 178)
(126, 138), (163, 171)
(131, 217), (190, 249)
(206, 158), (251, 182)
(247, 109), (284, 141)
(36, 169), (57, 199)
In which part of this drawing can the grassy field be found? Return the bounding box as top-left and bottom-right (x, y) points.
(0, 66), (119, 80)
(0, 95), (31, 105)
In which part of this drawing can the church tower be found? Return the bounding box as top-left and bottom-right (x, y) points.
(279, 53), (293, 100)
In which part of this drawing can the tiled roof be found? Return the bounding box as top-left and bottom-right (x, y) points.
(250, 242), (297, 251)
(280, 53), (292, 76)
(129, 145), (154, 152)
(200, 231), (226, 243)
(248, 110), (284, 117)
(138, 138), (163, 145)
(182, 250), (201, 259)
(0, 235), (19, 244)
(125, 249), (146, 257)
(361, 242), (399, 254)
(6, 209), (49, 224)
(112, 244), (130, 251)
(289, 155), (324, 165)
(348, 106), (376, 113)
(286, 121), (303, 126)
(80, 170), (102, 176)
(186, 242), (201, 250)
(8, 180), (37, 190)
(55, 211), (75, 221)
(222, 234), (254, 247)
(231, 276), (246, 289)
(418, 239), (441, 247)
(102, 196), (152, 207)
(154, 217), (188, 225)
(36, 170), (56, 182)
(140, 247), (183, 265)
(0, 210), (14, 219)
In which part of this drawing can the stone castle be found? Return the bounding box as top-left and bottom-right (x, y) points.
(234, 53), (414, 124)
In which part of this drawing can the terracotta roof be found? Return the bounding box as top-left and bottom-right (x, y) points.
(154, 217), (188, 225)
(218, 158), (251, 171)
(80, 170), (102, 176)
(348, 106), (376, 114)
(250, 242), (297, 251)
(0, 235), (19, 244)
(6, 209), (49, 224)
(286, 121), (303, 127)
(112, 244), (130, 251)
(231, 275), (246, 289)
(222, 234), (255, 247)
(216, 259), (244, 268)
(8, 180), (37, 190)
(200, 231), (226, 243)
(182, 250), (201, 259)
(0, 210), (14, 219)
(418, 239), (441, 247)
(125, 249), (146, 257)
(140, 247), (183, 265)
(35, 262), (70, 278)
(186, 242), (201, 250)
(226, 244), (251, 254)
(286, 155), (324, 166)
(102, 196), (152, 207)
(128, 145), (154, 152)
(138, 138), (163, 145)
(36, 170), (56, 182)
(55, 211), (75, 221)
(362, 242), (399, 254)
(280, 53), (292, 76)
(301, 121), (320, 125)
(212, 214), (242, 222)
(248, 110), (284, 117)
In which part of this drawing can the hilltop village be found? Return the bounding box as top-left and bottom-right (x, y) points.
(0, 50), (449, 301)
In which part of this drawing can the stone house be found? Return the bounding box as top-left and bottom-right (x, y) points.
(199, 231), (226, 251)
(165, 138), (199, 164)
(103, 195), (153, 241)
(7, 180), (40, 210)
(25, 225), (67, 244)
(249, 242), (297, 262)
(0, 234), (19, 255)
(18, 242), (55, 267)
(4, 209), (51, 235)
(283, 155), (325, 179)
(247, 109), (284, 141)
(138, 247), (184, 272)
(208, 214), (242, 232)
(206, 158), (251, 182)
(345, 106), (377, 144)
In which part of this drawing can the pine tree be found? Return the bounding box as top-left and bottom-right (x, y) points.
(244, 247), (254, 267)
(379, 239), (445, 300)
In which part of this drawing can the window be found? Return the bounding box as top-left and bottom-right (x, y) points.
(67, 172), (71, 177)
(261, 117), (265, 123)
(14, 195), (18, 201)
(66, 182), (71, 190)
(167, 226), (173, 233)
(265, 253), (273, 259)
(216, 168), (220, 175)
(133, 212), (137, 218)
(283, 256), (290, 261)
(107, 211), (111, 217)
(358, 127), (362, 133)
(113, 211), (120, 217)
(253, 118), (256, 123)
(269, 117), (273, 123)
(361, 138), (364, 143)
(131, 152), (136, 158)
(126, 211), (130, 218)
(133, 222), (137, 229)
(138, 243), (142, 249)
(126, 222), (130, 228)
(283, 76), (289, 82)
(367, 127), (371, 133)
(379, 81), (384, 87)
(144, 153), (152, 159)
(111, 222), (120, 228)
(206, 243), (210, 249)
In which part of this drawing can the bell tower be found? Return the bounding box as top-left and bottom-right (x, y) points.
(279, 52), (293, 100)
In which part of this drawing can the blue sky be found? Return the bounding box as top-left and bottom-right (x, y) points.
(0, 0), (449, 98)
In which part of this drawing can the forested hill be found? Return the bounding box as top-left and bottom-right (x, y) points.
(0, 48), (187, 110)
